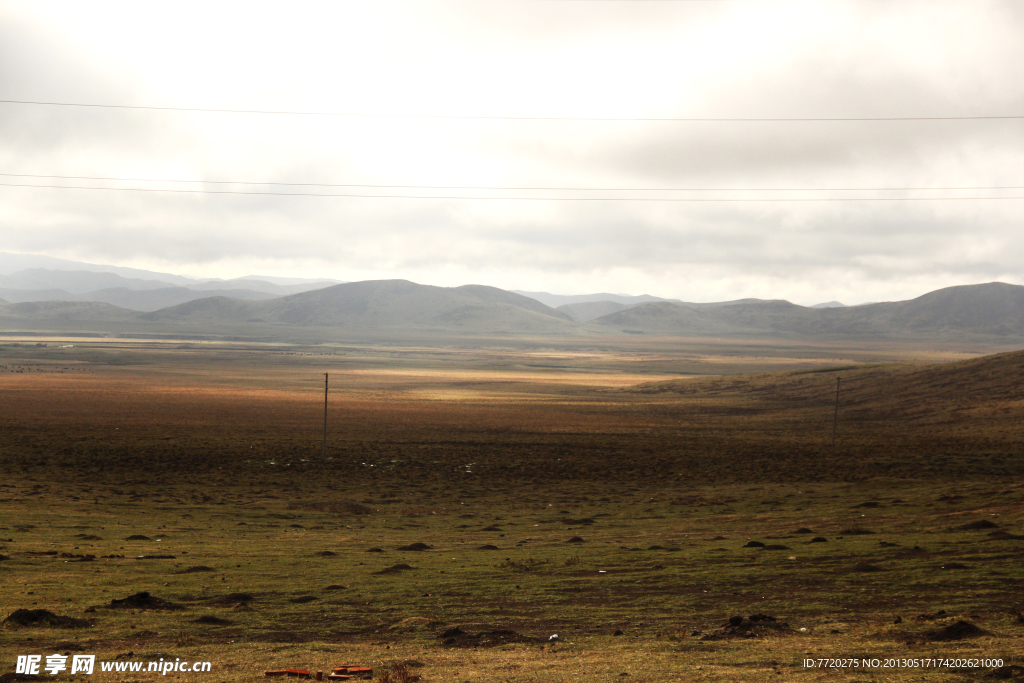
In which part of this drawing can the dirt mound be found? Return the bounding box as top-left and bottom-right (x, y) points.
(987, 530), (1024, 540)
(958, 520), (1000, 531)
(927, 620), (987, 641)
(289, 595), (318, 604)
(852, 562), (884, 572)
(108, 591), (182, 610)
(763, 544), (790, 550)
(940, 563), (969, 570)
(182, 565), (215, 573)
(125, 535), (152, 540)
(743, 541), (765, 548)
(439, 626), (543, 648)
(476, 545), (500, 550)
(840, 528), (876, 535)
(287, 500), (373, 515)
(480, 525), (502, 532)
(76, 534), (102, 541)
(206, 592), (253, 605)
(853, 501), (882, 508)
(324, 585), (347, 590)
(566, 536), (585, 544)
(560, 518), (596, 526)
(192, 615), (231, 625)
(376, 564), (415, 575)
(708, 536), (727, 541)
(397, 543), (432, 551)
(986, 664), (1024, 679)
(809, 537), (828, 543)
(315, 551), (337, 557)
(701, 614), (794, 640)
(366, 548), (384, 553)
(3, 609), (93, 628)
(794, 528), (814, 534)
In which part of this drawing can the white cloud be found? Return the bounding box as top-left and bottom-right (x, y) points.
(1, 0), (1023, 305)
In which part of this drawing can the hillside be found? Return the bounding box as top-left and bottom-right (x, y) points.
(592, 282), (1024, 340)
(140, 279), (577, 334)
(0, 300), (138, 322)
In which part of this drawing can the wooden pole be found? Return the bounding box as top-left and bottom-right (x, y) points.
(831, 376), (841, 455)
(323, 372), (329, 460)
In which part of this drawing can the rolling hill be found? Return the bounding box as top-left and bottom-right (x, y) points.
(592, 282), (1024, 340)
(139, 279), (576, 334)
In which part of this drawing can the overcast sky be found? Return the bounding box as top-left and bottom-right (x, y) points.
(1, 0), (1022, 305)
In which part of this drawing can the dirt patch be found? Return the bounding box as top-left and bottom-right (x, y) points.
(794, 528), (813, 534)
(840, 528), (876, 535)
(289, 595), (318, 604)
(852, 562), (884, 572)
(560, 518), (596, 526)
(476, 545), (500, 550)
(3, 609), (94, 628)
(107, 591), (183, 610)
(182, 565), (215, 573)
(315, 551), (337, 557)
(125, 535), (152, 540)
(287, 501), (373, 515)
(206, 592), (253, 605)
(926, 620), (988, 641)
(75, 534), (102, 541)
(397, 543), (432, 551)
(439, 626), (543, 648)
(376, 564), (415, 575)
(743, 541), (765, 548)
(958, 520), (1000, 531)
(324, 585), (347, 591)
(192, 615), (231, 625)
(700, 614), (795, 640)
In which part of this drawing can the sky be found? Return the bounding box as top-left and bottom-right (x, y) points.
(1, 0), (1022, 305)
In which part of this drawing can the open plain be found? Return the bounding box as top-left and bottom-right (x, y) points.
(2, 336), (1023, 682)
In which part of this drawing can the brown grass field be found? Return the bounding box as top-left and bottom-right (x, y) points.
(1, 336), (1023, 682)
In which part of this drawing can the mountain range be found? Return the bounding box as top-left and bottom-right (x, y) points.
(1, 253), (1023, 343)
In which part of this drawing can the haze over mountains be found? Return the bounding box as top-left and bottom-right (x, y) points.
(0, 252), (340, 312)
(1, 253), (1023, 343)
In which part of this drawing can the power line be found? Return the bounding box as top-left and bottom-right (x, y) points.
(1, 173), (1021, 193)
(2, 181), (1023, 201)
(1, 99), (1021, 122)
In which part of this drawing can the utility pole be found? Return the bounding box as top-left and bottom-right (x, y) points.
(831, 376), (841, 455)
(323, 372), (329, 461)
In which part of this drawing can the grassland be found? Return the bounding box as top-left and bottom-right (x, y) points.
(1, 337), (1022, 682)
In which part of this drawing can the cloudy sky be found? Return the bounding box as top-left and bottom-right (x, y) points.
(1, 0), (1022, 305)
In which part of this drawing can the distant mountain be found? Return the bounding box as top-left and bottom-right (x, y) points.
(0, 269), (177, 293)
(4, 279), (1024, 343)
(0, 300), (138, 322)
(810, 301), (846, 308)
(591, 282), (1024, 339)
(140, 280), (576, 334)
(558, 300), (635, 322)
(0, 252), (198, 284)
(0, 252), (340, 290)
(515, 290), (674, 308)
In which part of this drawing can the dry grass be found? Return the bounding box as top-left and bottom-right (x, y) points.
(1, 337), (1023, 680)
